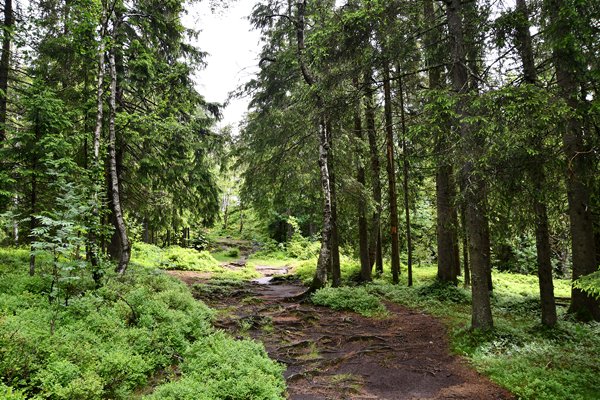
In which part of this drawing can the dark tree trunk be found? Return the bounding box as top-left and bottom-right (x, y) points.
(143, 217), (150, 243)
(327, 121), (341, 287)
(353, 79), (371, 282)
(425, 0), (461, 285)
(515, 0), (557, 327)
(0, 0), (13, 142)
(446, 0), (493, 330)
(108, 42), (130, 274)
(398, 76), (413, 287)
(364, 70), (383, 275)
(461, 210), (470, 287)
(383, 63), (401, 284)
(239, 202), (244, 234)
(547, 0), (599, 321)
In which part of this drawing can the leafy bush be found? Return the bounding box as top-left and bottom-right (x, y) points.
(225, 248), (240, 258)
(312, 286), (387, 317)
(573, 269), (600, 300)
(161, 246), (220, 271)
(146, 332), (285, 399)
(0, 249), (284, 399)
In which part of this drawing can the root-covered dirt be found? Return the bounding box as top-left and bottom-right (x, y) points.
(169, 259), (513, 400)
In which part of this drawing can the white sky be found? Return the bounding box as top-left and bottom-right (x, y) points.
(183, 1), (262, 133)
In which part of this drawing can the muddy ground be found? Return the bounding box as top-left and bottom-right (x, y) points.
(169, 252), (513, 400)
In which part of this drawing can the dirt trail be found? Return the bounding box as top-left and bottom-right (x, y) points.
(169, 248), (513, 400)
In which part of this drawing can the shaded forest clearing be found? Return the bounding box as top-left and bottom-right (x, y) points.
(170, 243), (512, 400)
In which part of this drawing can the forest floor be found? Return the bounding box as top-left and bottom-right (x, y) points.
(168, 241), (514, 400)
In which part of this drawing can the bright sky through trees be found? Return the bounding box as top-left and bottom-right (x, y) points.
(184, 1), (261, 133)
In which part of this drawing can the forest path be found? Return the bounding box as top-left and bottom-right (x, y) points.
(169, 247), (513, 400)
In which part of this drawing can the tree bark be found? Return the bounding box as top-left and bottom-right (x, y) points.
(398, 76), (413, 287)
(108, 41), (130, 274)
(0, 0), (13, 143)
(446, 0), (493, 330)
(327, 121), (341, 287)
(547, 0), (599, 321)
(29, 157), (37, 276)
(295, 0), (332, 292)
(364, 70), (383, 275)
(425, 0), (461, 285)
(353, 79), (371, 282)
(89, 15), (106, 277)
(383, 63), (401, 284)
(311, 118), (333, 291)
(514, 0), (557, 327)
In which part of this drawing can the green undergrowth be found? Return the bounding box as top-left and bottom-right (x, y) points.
(302, 261), (596, 400)
(312, 286), (387, 317)
(131, 243), (259, 280)
(0, 247), (285, 399)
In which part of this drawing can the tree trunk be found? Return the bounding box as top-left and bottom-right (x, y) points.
(311, 118), (333, 291)
(398, 76), (413, 287)
(353, 79), (371, 282)
(143, 217), (150, 243)
(446, 0), (493, 330)
(0, 0), (13, 143)
(546, 0), (599, 321)
(327, 121), (341, 287)
(383, 63), (401, 284)
(425, 0), (461, 285)
(89, 15), (106, 277)
(364, 70), (383, 275)
(29, 159), (37, 276)
(108, 42), (130, 274)
(461, 210), (470, 287)
(514, 0), (557, 327)
(295, 0), (332, 292)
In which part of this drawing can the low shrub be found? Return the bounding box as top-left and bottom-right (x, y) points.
(146, 332), (285, 399)
(0, 248), (284, 399)
(312, 286), (387, 317)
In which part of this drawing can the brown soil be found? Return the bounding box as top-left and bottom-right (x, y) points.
(170, 264), (514, 400)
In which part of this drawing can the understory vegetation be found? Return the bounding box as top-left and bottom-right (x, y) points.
(0, 248), (284, 399)
(289, 257), (598, 400)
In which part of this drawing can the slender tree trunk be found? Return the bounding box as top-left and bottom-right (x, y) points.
(239, 201), (244, 235)
(29, 161), (37, 276)
(446, 0), (493, 330)
(383, 63), (401, 284)
(0, 0), (13, 143)
(108, 41), (130, 274)
(364, 70), (383, 275)
(89, 17), (106, 279)
(295, 0), (332, 292)
(398, 76), (413, 287)
(143, 217), (150, 243)
(327, 121), (341, 287)
(312, 118), (333, 291)
(353, 78), (371, 282)
(514, 0), (557, 327)
(461, 210), (470, 287)
(12, 195), (18, 244)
